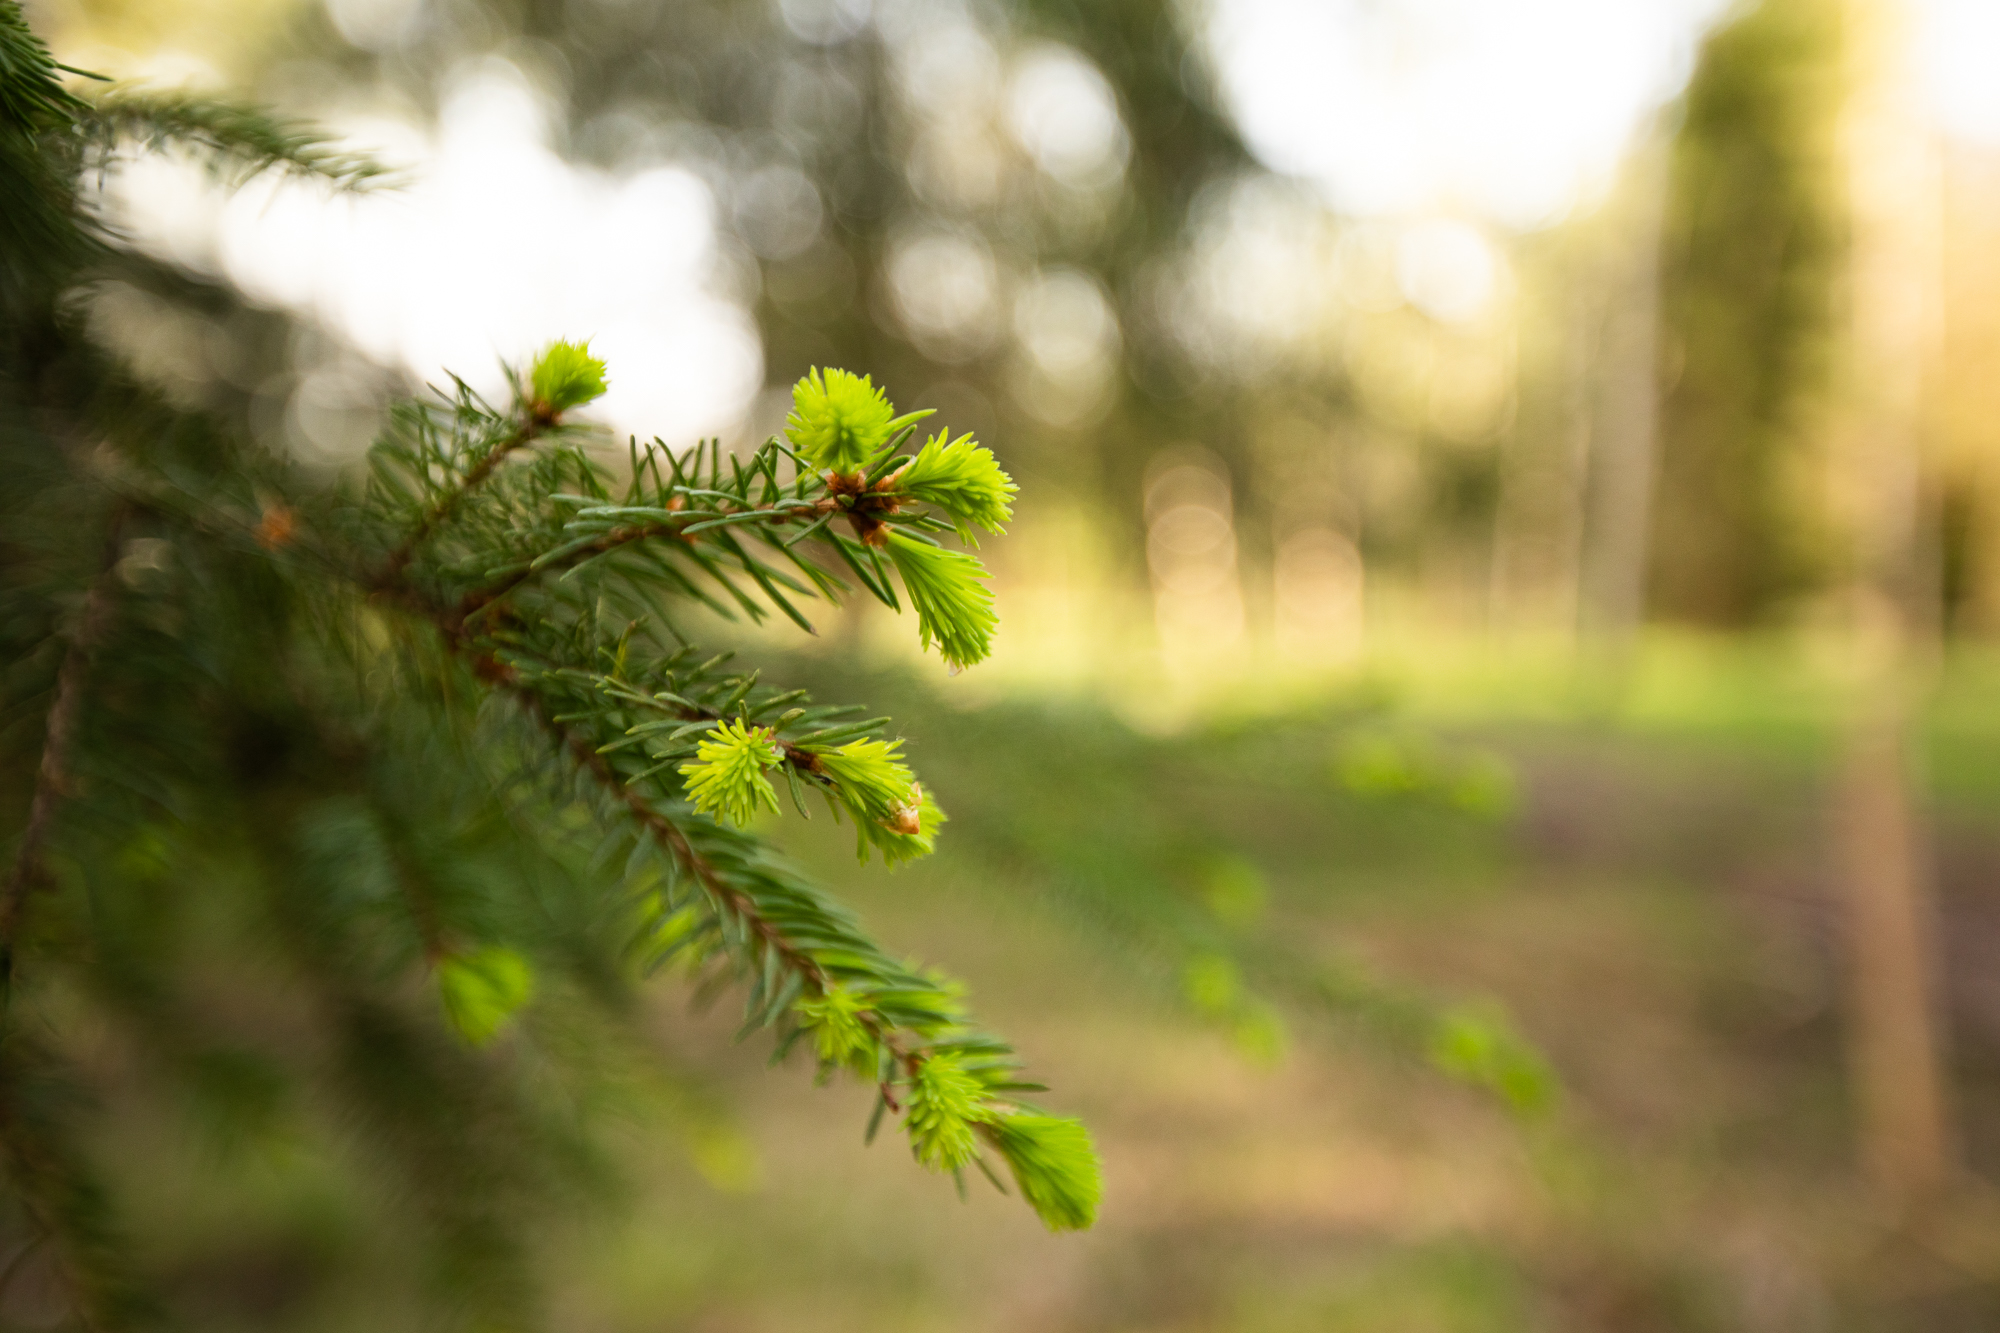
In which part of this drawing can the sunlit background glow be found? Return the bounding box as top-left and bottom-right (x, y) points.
(99, 55), (762, 449)
(75, 0), (2000, 469)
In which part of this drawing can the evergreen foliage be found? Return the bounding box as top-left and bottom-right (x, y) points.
(0, 7), (1099, 1325)
(891, 430), (1018, 547)
(84, 86), (391, 190)
(437, 944), (537, 1046)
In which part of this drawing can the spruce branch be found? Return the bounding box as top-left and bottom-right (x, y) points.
(374, 366), (1010, 675)
(84, 87), (391, 191)
(371, 417), (544, 590)
(0, 2), (96, 133)
(372, 591), (1101, 1223)
(352, 354), (1100, 1229)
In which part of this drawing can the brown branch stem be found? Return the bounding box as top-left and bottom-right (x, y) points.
(1, 509), (129, 995)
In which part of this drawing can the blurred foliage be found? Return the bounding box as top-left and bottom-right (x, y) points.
(249, 0), (1339, 600)
(1652, 0), (1846, 625)
(779, 652), (1548, 1110)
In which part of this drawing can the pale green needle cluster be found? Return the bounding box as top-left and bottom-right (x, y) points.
(529, 339), (609, 416)
(678, 719), (785, 826)
(900, 1050), (1105, 1231)
(796, 983), (874, 1072)
(982, 1113), (1104, 1232)
(891, 430), (1017, 546)
(784, 368), (929, 474)
(883, 533), (996, 672)
(904, 1051), (990, 1172)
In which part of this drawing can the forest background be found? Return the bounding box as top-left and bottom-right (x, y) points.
(12, 0), (2000, 1328)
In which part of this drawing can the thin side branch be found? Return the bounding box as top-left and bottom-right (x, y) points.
(372, 420), (542, 589)
(458, 497), (836, 624)
(372, 536), (934, 1093)
(500, 661), (924, 1086)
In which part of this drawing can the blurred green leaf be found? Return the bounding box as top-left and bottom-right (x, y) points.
(438, 946), (536, 1047)
(1427, 1005), (1557, 1119)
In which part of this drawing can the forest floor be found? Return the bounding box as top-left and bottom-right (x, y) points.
(551, 636), (2000, 1333)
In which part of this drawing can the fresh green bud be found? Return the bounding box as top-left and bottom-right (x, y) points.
(784, 368), (929, 473)
(883, 531), (996, 671)
(438, 945), (535, 1046)
(983, 1113), (1102, 1232)
(529, 339), (609, 415)
(890, 429), (1016, 546)
(809, 737), (947, 865)
(904, 1051), (991, 1173)
(679, 719), (784, 826)
(854, 784), (944, 867)
(796, 984), (875, 1071)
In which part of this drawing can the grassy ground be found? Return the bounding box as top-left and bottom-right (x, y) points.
(533, 636), (2000, 1332)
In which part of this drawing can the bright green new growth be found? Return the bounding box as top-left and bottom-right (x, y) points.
(810, 737), (946, 865)
(529, 339), (608, 415)
(438, 946), (536, 1046)
(884, 532), (997, 672)
(772, 371), (1003, 671)
(984, 1114), (1103, 1232)
(784, 367), (928, 473)
(796, 984), (874, 1071)
(679, 719), (784, 826)
(891, 430), (1017, 546)
(904, 1051), (991, 1172)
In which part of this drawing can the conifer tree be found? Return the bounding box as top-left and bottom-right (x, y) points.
(1, 6), (1094, 1325)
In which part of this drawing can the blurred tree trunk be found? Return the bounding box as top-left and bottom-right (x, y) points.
(1837, 0), (1953, 1211)
(1579, 132), (1669, 659)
